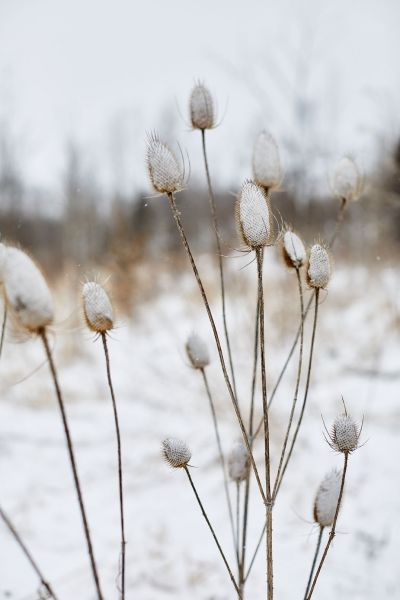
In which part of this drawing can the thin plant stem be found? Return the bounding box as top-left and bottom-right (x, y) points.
(329, 198), (347, 247)
(306, 453), (349, 599)
(200, 367), (238, 566)
(201, 129), (238, 403)
(236, 482), (241, 573)
(0, 505), (60, 600)
(244, 521), (265, 582)
(256, 247), (273, 600)
(39, 328), (104, 600)
(101, 332), (126, 600)
(167, 192), (266, 505)
(273, 288), (320, 500)
(303, 527), (324, 600)
(184, 467), (242, 599)
(271, 266), (304, 498)
(0, 301), (7, 358)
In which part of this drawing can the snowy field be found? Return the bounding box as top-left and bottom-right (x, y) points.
(1, 250), (399, 600)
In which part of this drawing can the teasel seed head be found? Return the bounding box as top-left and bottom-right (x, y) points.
(333, 157), (363, 202)
(237, 180), (275, 249)
(307, 243), (331, 289)
(189, 82), (214, 130)
(282, 230), (306, 268)
(3, 246), (54, 332)
(328, 413), (361, 454)
(146, 133), (184, 194)
(313, 469), (343, 527)
(162, 437), (191, 468)
(186, 332), (209, 369)
(252, 130), (282, 191)
(82, 281), (114, 333)
(228, 441), (249, 483)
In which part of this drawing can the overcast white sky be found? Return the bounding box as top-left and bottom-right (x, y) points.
(0, 0), (399, 199)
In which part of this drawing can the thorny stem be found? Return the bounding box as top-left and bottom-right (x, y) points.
(274, 288), (320, 500)
(271, 267), (304, 498)
(184, 467), (242, 599)
(306, 453), (349, 599)
(256, 247), (273, 600)
(201, 129), (238, 403)
(0, 505), (60, 600)
(0, 302), (7, 358)
(303, 527), (324, 600)
(167, 193), (266, 505)
(39, 328), (104, 600)
(201, 368), (238, 567)
(101, 332), (126, 600)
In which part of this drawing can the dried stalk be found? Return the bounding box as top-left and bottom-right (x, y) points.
(39, 328), (104, 600)
(101, 332), (126, 600)
(303, 526), (324, 600)
(0, 301), (7, 358)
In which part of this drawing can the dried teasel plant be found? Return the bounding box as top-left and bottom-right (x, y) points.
(252, 130), (282, 192)
(186, 332), (210, 369)
(307, 243), (331, 290)
(146, 132), (185, 195)
(189, 81), (215, 131)
(333, 156), (363, 204)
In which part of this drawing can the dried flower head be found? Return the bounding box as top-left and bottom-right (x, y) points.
(3, 247), (53, 332)
(82, 282), (113, 333)
(333, 157), (362, 202)
(237, 180), (275, 249)
(146, 133), (184, 194)
(282, 230), (306, 268)
(327, 413), (361, 454)
(228, 441), (249, 483)
(186, 332), (209, 369)
(307, 244), (331, 289)
(189, 82), (214, 130)
(162, 437), (191, 468)
(252, 130), (282, 191)
(313, 469), (343, 527)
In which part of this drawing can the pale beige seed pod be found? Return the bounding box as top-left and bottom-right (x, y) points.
(189, 82), (214, 130)
(237, 180), (275, 249)
(186, 332), (209, 369)
(3, 247), (53, 332)
(328, 413), (361, 454)
(162, 437), (192, 468)
(313, 469), (343, 527)
(333, 157), (362, 202)
(228, 441), (249, 483)
(282, 230), (306, 268)
(307, 244), (331, 289)
(82, 282), (113, 333)
(252, 130), (282, 191)
(146, 133), (184, 194)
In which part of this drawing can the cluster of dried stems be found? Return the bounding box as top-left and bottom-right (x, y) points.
(0, 82), (364, 600)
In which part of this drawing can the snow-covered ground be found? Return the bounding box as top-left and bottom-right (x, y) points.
(1, 250), (400, 599)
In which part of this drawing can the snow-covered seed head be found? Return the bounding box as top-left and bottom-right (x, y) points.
(252, 131), (282, 191)
(228, 441), (249, 483)
(328, 413), (361, 454)
(189, 82), (214, 130)
(237, 180), (275, 249)
(282, 230), (306, 268)
(333, 157), (362, 202)
(313, 469), (343, 527)
(162, 437), (191, 468)
(146, 133), (184, 194)
(3, 247), (53, 332)
(307, 244), (331, 289)
(186, 332), (209, 369)
(82, 282), (113, 333)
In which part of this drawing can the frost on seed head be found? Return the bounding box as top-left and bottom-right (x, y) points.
(313, 469), (343, 527)
(228, 441), (249, 483)
(82, 281), (113, 333)
(3, 247), (53, 332)
(190, 82), (214, 130)
(252, 130), (282, 191)
(307, 244), (331, 289)
(333, 157), (362, 202)
(146, 133), (184, 194)
(237, 180), (274, 249)
(162, 437), (191, 468)
(328, 413), (361, 454)
(186, 332), (209, 369)
(283, 230), (306, 268)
